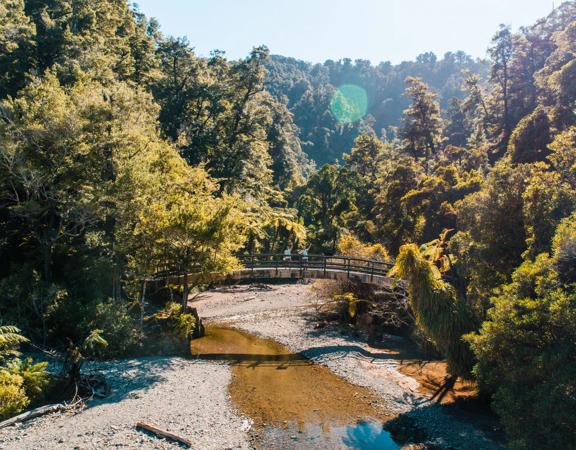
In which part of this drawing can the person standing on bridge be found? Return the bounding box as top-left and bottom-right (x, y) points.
(299, 245), (311, 266)
(283, 244), (292, 262)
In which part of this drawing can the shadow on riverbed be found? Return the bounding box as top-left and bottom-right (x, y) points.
(384, 400), (507, 449)
(193, 343), (410, 367)
(78, 357), (185, 407)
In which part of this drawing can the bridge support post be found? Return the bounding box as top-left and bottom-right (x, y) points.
(347, 258), (350, 279)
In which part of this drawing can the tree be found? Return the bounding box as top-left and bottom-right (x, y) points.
(391, 244), (475, 380)
(507, 106), (552, 163)
(444, 98), (469, 147)
(454, 161), (532, 310)
(466, 216), (576, 448)
(0, 0), (36, 99)
(399, 77), (443, 163)
(548, 126), (576, 189)
(373, 155), (423, 255)
(488, 25), (514, 143)
(296, 164), (355, 252)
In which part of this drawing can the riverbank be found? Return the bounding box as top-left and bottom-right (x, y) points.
(0, 282), (503, 449)
(193, 282), (503, 449)
(0, 358), (249, 449)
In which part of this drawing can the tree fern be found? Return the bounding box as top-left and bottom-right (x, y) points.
(0, 326), (28, 361)
(391, 244), (475, 378)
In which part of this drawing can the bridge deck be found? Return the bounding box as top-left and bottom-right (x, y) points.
(160, 254), (396, 287)
(215, 266), (394, 287)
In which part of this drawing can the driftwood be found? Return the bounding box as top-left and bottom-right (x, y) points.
(0, 404), (65, 429)
(136, 421), (192, 448)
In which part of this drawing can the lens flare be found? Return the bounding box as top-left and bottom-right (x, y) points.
(330, 84), (368, 124)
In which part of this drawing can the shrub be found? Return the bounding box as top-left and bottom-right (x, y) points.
(337, 233), (390, 261)
(6, 358), (50, 401)
(143, 302), (200, 355)
(0, 326), (50, 420)
(466, 218), (576, 449)
(0, 371), (29, 420)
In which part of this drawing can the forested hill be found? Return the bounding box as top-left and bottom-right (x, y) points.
(265, 53), (489, 164)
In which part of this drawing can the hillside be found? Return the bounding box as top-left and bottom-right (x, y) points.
(266, 53), (489, 164)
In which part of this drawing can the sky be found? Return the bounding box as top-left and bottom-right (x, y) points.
(135, 0), (559, 64)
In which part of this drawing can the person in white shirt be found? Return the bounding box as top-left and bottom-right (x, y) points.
(283, 245), (292, 261)
(299, 245), (311, 265)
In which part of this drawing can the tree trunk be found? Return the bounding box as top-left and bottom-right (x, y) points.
(182, 272), (189, 309)
(140, 280), (147, 338)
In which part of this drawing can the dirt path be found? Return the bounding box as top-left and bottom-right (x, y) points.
(0, 282), (503, 449)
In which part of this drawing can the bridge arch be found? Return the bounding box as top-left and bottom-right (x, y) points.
(165, 254), (396, 288)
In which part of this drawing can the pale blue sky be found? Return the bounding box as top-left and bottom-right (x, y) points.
(135, 0), (559, 63)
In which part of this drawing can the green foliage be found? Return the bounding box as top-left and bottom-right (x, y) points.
(507, 106), (551, 163)
(0, 371), (29, 420)
(154, 303), (197, 341)
(266, 53), (487, 165)
(153, 42), (312, 197)
(548, 126), (576, 189)
(0, 2), (576, 445)
(373, 156), (424, 254)
(454, 161), (531, 309)
(5, 358), (50, 401)
(0, 327), (49, 420)
(391, 244), (475, 378)
(83, 329), (109, 358)
(0, 326), (28, 362)
(466, 222), (576, 448)
(399, 77), (444, 160)
(552, 212), (576, 284)
(144, 302), (197, 355)
(0, 0), (36, 98)
(336, 233), (390, 262)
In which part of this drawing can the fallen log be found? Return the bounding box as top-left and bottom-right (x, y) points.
(136, 421), (192, 448)
(0, 404), (65, 429)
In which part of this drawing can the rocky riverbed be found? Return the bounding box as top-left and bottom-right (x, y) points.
(0, 282), (504, 449)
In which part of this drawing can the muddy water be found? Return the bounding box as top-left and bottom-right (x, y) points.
(191, 326), (400, 449)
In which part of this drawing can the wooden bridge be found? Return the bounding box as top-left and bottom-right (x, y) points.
(161, 254), (396, 288)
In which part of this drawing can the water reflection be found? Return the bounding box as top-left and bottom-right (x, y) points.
(341, 420), (400, 450)
(260, 420), (400, 449)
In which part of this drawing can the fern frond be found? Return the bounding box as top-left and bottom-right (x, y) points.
(0, 326), (28, 359)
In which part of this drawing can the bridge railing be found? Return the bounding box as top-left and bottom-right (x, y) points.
(238, 254), (393, 278)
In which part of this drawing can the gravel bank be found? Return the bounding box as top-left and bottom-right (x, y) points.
(1, 281), (503, 449)
(0, 358), (250, 450)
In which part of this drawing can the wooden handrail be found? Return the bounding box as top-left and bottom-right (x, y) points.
(237, 253), (393, 277)
(148, 254), (394, 284)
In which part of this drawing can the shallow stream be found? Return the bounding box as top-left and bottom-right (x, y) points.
(191, 326), (401, 449)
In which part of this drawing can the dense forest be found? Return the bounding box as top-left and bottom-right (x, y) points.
(1, 1), (576, 448)
(266, 53), (488, 164)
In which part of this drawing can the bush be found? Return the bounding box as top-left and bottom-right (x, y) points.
(0, 371), (29, 420)
(337, 233), (390, 261)
(89, 301), (140, 358)
(466, 220), (576, 449)
(6, 358), (50, 401)
(50, 297), (140, 359)
(143, 303), (201, 355)
(0, 326), (50, 420)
